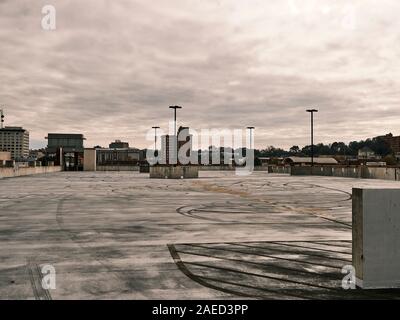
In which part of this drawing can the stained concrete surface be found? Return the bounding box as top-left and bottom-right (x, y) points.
(1, 171), (400, 299)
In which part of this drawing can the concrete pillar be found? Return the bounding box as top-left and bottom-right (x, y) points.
(353, 188), (400, 288)
(84, 148), (97, 171)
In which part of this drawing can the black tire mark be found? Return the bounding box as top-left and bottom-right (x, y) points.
(26, 259), (52, 300)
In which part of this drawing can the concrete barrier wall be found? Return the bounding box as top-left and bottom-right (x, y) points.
(96, 165), (139, 171)
(197, 166), (269, 172)
(361, 166), (398, 180)
(267, 166), (291, 174)
(198, 166), (235, 171)
(95, 165), (267, 172)
(253, 166), (269, 171)
(0, 166), (62, 179)
(290, 165), (400, 181)
(150, 166), (199, 179)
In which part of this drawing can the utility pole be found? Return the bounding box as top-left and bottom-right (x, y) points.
(306, 109), (318, 167)
(169, 106), (182, 164)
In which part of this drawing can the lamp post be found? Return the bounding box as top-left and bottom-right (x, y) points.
(169, 106), (182, 164)
(152, 126), (160, 157)
(247, 126), (255, 152)
(306, 109), (318, 167)
(0, 108), (4, 129)
(247, 126), (255, 166)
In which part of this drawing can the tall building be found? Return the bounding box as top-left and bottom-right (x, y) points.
(161, 126), (192, 164)
(0, 126), (29, 160)
(161, 134), (177, 164)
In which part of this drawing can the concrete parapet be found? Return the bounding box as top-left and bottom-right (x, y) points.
(253, 166), (269, 171)
(150, 165), (199, 179)
(353, 188), (400, 288)
(198, 165), (235, 171)
(96, 165), (139, 171)
(290, 165), (400, 181)
(267, 165), (291, 174)
(0, 166), (62, 179)
(139, 165), (150, 173)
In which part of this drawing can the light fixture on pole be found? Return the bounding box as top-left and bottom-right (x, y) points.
(306, 109), (318, 167)
(247, 126), (255, 152)
(0, 108), (4, 129)
(152, 126), (160, 157)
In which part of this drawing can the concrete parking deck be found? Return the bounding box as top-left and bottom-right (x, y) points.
(1, 171), (400, 299)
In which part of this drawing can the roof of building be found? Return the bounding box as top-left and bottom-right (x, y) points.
(46, 133), (85, 139)
(97, 147), (140, 152)
(0, 126), (28, 132)
(283, 157), (338, 164)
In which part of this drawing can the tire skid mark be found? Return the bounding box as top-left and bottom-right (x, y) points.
(26, 258), (52, 300)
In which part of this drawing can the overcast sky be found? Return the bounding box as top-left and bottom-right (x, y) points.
(1, 0), (399, 149)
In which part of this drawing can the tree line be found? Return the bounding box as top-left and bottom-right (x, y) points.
(255, 136), (392, 158)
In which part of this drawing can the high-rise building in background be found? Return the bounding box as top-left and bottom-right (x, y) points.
(161, 126), (192, 164)
(0, 126), (29, 160)
(161, 134), (176, 165)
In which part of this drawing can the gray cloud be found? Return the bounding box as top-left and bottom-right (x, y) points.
(1, 0), (399, 149)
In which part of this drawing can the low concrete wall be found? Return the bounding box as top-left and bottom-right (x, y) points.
(96, 165), (139, 171)
(198, 165), (235, 171)
(290, 165), (400, 181)
(150, 166), (199, 179)
(253, 166), (268, 171)
(361, 166), (398, 180)
(353, 188), (400, 288)
(0, 166), (62, 179)
(198, 166), (268, 172)
(267, 166), (291, 174)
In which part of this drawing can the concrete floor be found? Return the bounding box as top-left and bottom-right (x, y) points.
(1, 171), (400, 299)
